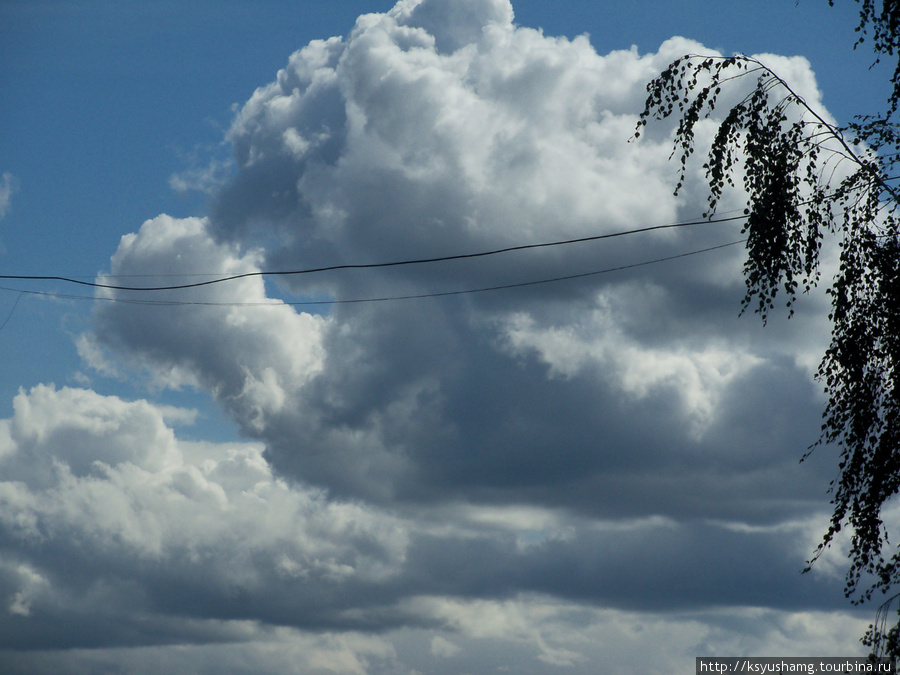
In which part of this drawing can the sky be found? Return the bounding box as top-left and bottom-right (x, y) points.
(0, 0), (895, 673)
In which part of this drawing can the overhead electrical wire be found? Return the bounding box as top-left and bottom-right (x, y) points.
(0, 214), (748, 292)
(0, 239), (745, 308)
(0, 291), (23, 331)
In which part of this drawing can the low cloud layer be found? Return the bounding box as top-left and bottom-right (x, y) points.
(0, 384), (860, 672)
(2, 0), (863, 671)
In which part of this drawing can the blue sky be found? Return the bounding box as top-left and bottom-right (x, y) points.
(0, 1), (892, 673)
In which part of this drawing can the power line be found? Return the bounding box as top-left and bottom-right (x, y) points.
(0, 215), (747, 293)
(0, 239), (745, 308)
(0, 291), (23, 331)
(296, 239), (745, 306)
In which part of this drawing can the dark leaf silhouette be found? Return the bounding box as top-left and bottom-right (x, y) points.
(637, 0), (900, 660)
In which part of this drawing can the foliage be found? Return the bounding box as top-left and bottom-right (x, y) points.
(635, 0), (900, 660)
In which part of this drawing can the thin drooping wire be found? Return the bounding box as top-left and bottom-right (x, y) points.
(0, 215), (747, 292)
(0, 291), (23, 331)
(0, 239), (745, 308)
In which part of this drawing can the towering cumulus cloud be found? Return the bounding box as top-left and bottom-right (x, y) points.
(2, 0), (867, 672)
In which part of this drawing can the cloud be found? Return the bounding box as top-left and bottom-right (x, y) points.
(430, 634), (462, 657)
(5, 0), (863, 668)
(169, 157), (234, 195)
(88, 211), (833, 525)
(88, 1), (837, 520)
(0, 385), (852, 664)
(86, 214), (328, 404)
(0, 172), (18, 254)
(0, 385), (411, 645)
(0, 173), (16, 222)
(0, 602), (871, 675)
